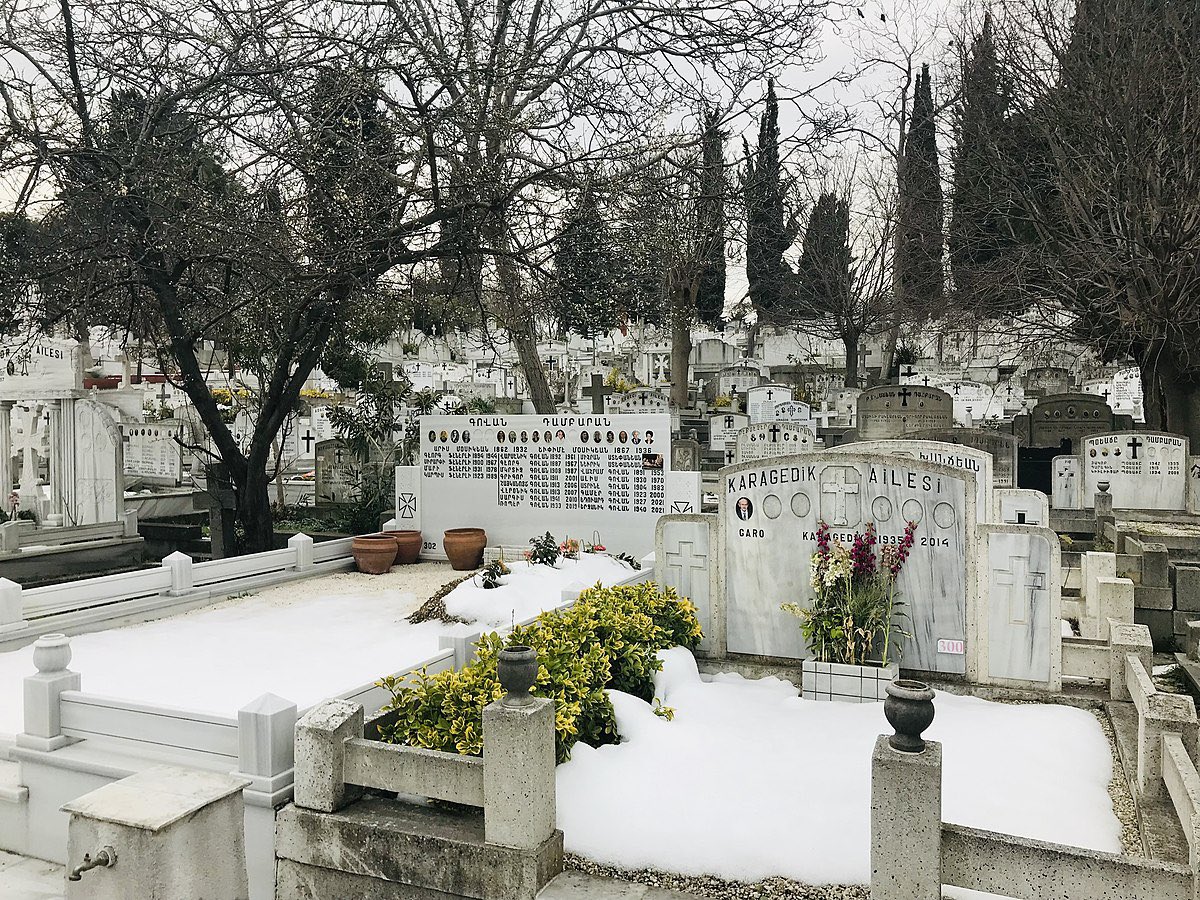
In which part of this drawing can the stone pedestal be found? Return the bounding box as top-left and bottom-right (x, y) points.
(870, 736), (942, 900)
(62, 765), (250, 900)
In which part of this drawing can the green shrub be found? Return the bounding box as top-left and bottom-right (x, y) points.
(375, 581), (702, 762)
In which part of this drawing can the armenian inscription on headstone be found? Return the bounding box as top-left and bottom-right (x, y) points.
(734, 422), (814, 464)
(1081, 432), (1188, 511)
(855, 385), (954, 440)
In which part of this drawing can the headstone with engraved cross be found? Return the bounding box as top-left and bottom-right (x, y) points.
(314, 439), (356, 506)
(735, 422), (815, 463)
(855, 384), (953, 440)
(582, 374), (615, 414)
(1080, 431), (1188, 511)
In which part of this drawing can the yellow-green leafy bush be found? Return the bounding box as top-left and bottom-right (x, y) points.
(375, 582), (702, 762)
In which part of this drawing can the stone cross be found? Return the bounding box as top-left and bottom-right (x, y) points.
(994, 556), (1045, 625)
(665, 541), (707, 599)
(821, 469), (859, 526)
(813, 402), (837, 429)
(582, 374), (614, 414)
(1127, 436), (1143, 461)
(898, 387), (913, 408)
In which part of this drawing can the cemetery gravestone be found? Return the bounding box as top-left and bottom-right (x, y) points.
(708, 412), (750, 452)
(996, 489), (1050, 526)
(122, 422), (183, 484)
(984, 527), (1060, 685)
(71, 398), (125, 525)
(671, 439), (701, 472)
(832, 388), (861, 425)
(746, 384), (793, 424)
(416, 414), (690, 558)
(1191, 458), (1200, 516)
(844, 439), (993, 524)
(721, 452), (973, 673)
(0, 335), (84, 394)
(1014, 393), (1131, 450)
(1112, 368), (1145, 422)
(855, 385), (954, 440)
(314, 440), (355, 506)
(717, 365), (763, 399)
(1081, 432), (1188, 511)
(774, 400), (814, 425)
(903, 427), (1019, 488)
(1027, 366), (1071, 396)
(1052, 456), (1082, 509)
(735, 422), (814, 464)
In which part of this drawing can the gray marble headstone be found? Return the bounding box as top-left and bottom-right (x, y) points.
(982, 526), (1060, 688)
(1081, 431), (1188, 511)
(773, 400), (814, 425)
(903, 427), (1018, 488)
(855, 385), (953, 440)
(1018, 393), (1130, 450)
(1052, 455), (1082, 509)
(671, 439), (701, 472)
(315, 439), (355, 506)
(734, 422), (815, 463)
(721, 452), (973, 673)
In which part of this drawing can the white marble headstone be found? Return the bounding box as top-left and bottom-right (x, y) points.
(735, 422), (815, 463)
(1081, 431), (1188, 511)
(1052, 455), (1082, 510)
(746, 384), (793, 424)
(843, 439), (993, 523)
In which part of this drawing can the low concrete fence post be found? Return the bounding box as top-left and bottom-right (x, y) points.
(293, 700), (364, 813)
(870, 735), (943, 900)
(483, 697), (557, 850)
(236, 693), (298, 900)
(161, 551), (193, 597)
(0, 576), (24, 632)
(288, 533), (314, 571)
(17, 633), (80, 752)
(1109, 621), (1153, 701)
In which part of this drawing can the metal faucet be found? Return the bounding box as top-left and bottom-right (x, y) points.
(68, 846), (117, 881)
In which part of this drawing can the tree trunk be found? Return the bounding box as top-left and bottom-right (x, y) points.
(236, 465), (276, 555)
(670, 290), (693, 408)
(1142, 346), (1200, 448)
(843, 332), (860, 388)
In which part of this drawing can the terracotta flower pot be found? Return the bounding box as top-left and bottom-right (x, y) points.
(351, 534), (398, 575)
(443, 528), (487, 570)
(383, 530), (422, 565)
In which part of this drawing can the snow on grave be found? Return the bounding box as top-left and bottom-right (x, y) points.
(555, 649), (1117, 886)
(656, 451), (1062, 687)
(1080, 431), (1189, 512)
(121, 421), (183, 484)
(855, 385), (954, 440)
(746, 384), (793, 424)
(734, 422), (814, 464)
(408, 414), (699, 560)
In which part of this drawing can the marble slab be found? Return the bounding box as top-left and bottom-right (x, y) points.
(735, 422), (815, 464)
(856, 385), (953, 440)
(903, 427), (1018, 488)
(746, 384), (794, 423)
(996, 488), (1050, 526)
(981, 526), (1060, 688)
(716, 366), (763, 398)
(1081, 431), (1188, 511)
(656, 515), (720, 654)
(721, 452), (973, 674)
(1052, 455), (1082, 510)
(708, 412), (750, 451)
(841, 439), (992, 523)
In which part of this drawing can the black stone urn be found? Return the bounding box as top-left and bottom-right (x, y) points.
(884, 679), (936, 753)
(498, 646), (538, 707)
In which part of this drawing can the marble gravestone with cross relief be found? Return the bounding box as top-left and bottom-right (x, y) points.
(608, 387), (680, 432)
(314, 439), (355, 506)
(773, 400), (814, 426)
(1052, 456), (1082, 509)
(855, 385), (954, 440)
(1080, 432), (1189, 511)
(671, 438), (701, 472)
(716, 365), (763, 399)
(735, 422), (814, 463)
(708, 412), (750, 454)
(746, 384), (793, 424)
(656, 450), (1063, 689)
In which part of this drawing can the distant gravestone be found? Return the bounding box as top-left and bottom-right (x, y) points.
(855, 385), (953, 440)
(903, 427), (1018, 488)
(734, 422), (814, 463)
(1016, 393), (1131, 450)
(672, 438), (701, 472)
(1027, 366), (1071, 396)
(453, 382), (497, 405)
(1052, 456), (1082, 509)
(997, 488), (1050, 526)
(0, 334), (84, 395)
(773, 400), (814, 425)
(71, 398), (124, 525)
(844, 439), (994, 523)
(708, 412), (750, 452)
(716, 365), (763, 399)
(746, 384), (793, 423)
(1081, 431), (1188, 511)
(832, 388), (861, 424)
(122, 421), (183, 484)
(315, 439), (355, 506)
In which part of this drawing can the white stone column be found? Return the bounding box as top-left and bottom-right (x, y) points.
(45, 399), (63, 523)
(0, 401), (12, 499)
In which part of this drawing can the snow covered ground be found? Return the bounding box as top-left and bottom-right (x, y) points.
(0, 555), (636, 736)
(557, 648), (1121, 887)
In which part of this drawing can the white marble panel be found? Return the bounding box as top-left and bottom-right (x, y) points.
(656, 515), (718, 653)
(984, 528), (1060, 687)
(1081, 431), (1188, 511)
(708, 413), (750, 451)
(721, 452), (972, 674)
(996, 489), (1049, 526)
(735, 423), (815, 463)
(1052, 455), (1082, 510)
(840, 440), (991, 523)
(746, 384), (793, 424)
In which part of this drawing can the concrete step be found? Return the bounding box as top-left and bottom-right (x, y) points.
(539, 870), (707, 899)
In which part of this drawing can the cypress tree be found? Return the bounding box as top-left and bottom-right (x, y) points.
(894, 64), (945, 319)
(549, 191), (622, 339)
(745, 80), (791, 324)
(696, 110), (727, 329)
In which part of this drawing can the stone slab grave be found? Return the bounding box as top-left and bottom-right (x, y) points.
(708, 412), (750, 461)
(996, 488), (1050, 526)
(937, 380), (998, 425)
(746, 384), (793, 424)
(735, 422), (814, 463)
(904, 427), (1018, 488)
(1009, 393), (1132, 450)
(314, 439), (355, 506)
(855, 385), (953, 440)
(121, 421), (183, 484)
(841, 439), (994, 524)
(1081, 431), (1189, 511)
(409, 413), (700, 560)
(1052, 456), (1082, 509)
(716, 365), (763, 400)
(655, 451), (1062, 688)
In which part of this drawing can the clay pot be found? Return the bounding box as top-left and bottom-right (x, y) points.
(443, 528), (487, 571)
(498, 646), (538, 706)
(383, 530), (422, 565)
(883, 679), (936, 753)
(351, 534), (398, 575)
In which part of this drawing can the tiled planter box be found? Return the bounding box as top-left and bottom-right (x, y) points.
(801, 660), (899, 703)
